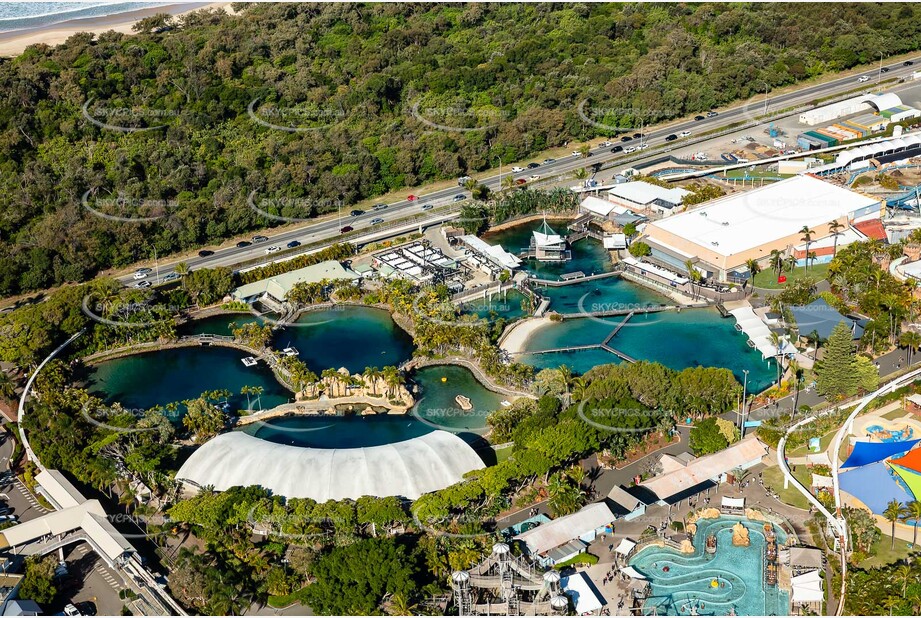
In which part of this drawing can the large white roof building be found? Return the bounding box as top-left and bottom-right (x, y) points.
(176, 430), (485, 501)
(642, 175), (883, 281)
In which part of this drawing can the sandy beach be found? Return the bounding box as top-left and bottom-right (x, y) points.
(499, 316), (552, 356)
(0, 2), (232, 57)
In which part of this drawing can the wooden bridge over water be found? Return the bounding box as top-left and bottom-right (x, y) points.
(512, 311), (638, 363)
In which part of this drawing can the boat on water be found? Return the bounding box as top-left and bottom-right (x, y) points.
(500, 400), (512, 407)
(281, 347), (299, 357)
(241, 356), (259, 367)
(455, 395), (473, 410)
(705, 533), (717, 555)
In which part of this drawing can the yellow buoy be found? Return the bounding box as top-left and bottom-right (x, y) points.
(441, 377), (447, 382)
(711, 579), (719, 588)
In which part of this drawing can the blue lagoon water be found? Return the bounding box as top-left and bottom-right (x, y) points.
(629, 516), (790, 616)
(536, 279), (669, 315)
(483, 221), (614, 280)
(459, 289), (530, 322)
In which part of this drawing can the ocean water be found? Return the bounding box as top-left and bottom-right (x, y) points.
(0, 2), (171, 33)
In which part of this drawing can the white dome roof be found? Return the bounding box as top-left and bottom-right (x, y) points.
(177, 430), (484, 501)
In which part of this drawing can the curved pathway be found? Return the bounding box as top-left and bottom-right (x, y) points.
(404, 356), (534, 399)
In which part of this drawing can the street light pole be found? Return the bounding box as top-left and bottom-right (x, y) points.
(763, 82), (769, 116)
(740, 369), (750, 437)
(878, 51), (885, 84)
(153, 246), (159, 285)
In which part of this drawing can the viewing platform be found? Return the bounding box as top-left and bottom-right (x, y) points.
(529, 270), (621, 287)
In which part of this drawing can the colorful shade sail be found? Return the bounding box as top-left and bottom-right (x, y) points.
(892, 464), (921, 502)
(840, 439), (921, 469)
(890, 445), (921, 474)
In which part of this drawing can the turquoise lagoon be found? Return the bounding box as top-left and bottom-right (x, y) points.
(483, 220), (613, 280)
(629, 516), (790, 616)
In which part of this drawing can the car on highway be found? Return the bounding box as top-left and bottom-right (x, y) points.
(136, 267), (152, 274)
(571, 150), (582, 157)
(624, 146), (636, 154)
(132, 271), (148, 280)
(264, 245), (281, 254)
(370, 217), (385, 225)
(252, 235), (269, 243)
(421, 203), (434, 210)
(457, 175), (472, 185)
(528, 174), (541, 181)
(707, 111), (718, 118)
(664, 134), (678, 141)
(406, 194), (418, 201)
(350, 209), (363, 217)
(857, 75), (870, 83)
(198, 249), (214, 257)
(905, 61), (915, 66)
(694, 115), (705, 121)
(637, 143), (650, 150)
(511, 166), (524, 173)
(236, 240), (251, 248)
(527, 162), (540, 169)
(163, 273), (180, 282)
(453, 194), (468, 202)
(632, 132), (643, 139)
(542, 158), (556, 165)
(599, 141), (612, 147)
(340, 225), (353, 233)
(515, 178), (527, 185)
(286, 240), (301, 248)
(678, 130), (691, 137)
(132, 280), (151, 289)
(372, 203), (388, 211)
(881, 67), (890, 73)
(610, 145), (623, 153)
(620, 135), (632, 142)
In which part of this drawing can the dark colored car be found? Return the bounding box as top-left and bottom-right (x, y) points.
(372, 203), (388, 211)
(340, 225), (354, 233)
(881, 67), (890, 73)
(527, 162), (540, 169)
(453, 194), (467, 202)
(421, 203), (434, 210)
(694, 115), (705, 121)
(350, 209), (364, 217)
(611, 145), (623, 153)
(236, 240), (251, 248)
(905, 61), (915, 66)
(198, 249), (214, 257)
(620, 135), (632, 142)
(286, 240), (301, 248)
(665, 134), (678, 141)
(632, 132), (642, 138)
(76, 601), (98, 616)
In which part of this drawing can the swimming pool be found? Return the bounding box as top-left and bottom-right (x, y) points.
(866, 424), (915, 442)
(629, 516), (789, 616)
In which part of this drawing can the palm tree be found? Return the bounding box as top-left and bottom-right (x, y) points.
(907, 500), (921, 548)
(770, 249), (783, 276)
(829, 220), (844, 257)
(799, 226), (815, 271)
(387, 592), (417, 616)
(684, 259), (702, 299)
(732, 467), (750, 489)
(882, 595), (902, 617)
(883, 499), (909, 550)
(897, 563), (913, 597)
(174, 261), (190, 277)
(789, 358), (802, 419)
(784, 254), (797, 275)
(571, 377), (588, 401)
(0, 371), (15, 400)
(807, 329), (821, 361)
(900, 331), (921, 366)
(745, 258), (761, 286)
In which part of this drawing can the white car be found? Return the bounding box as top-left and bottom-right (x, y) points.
(571, 151), (582, 157)
(637, 143), (650, 150)
(511, 166), (524, 173)
(599, 141), (612, 147)
(624, 146), (636, 154)
(132, 280), (151, 289)
(857, 75), (870, 83)
(264, 245), (281, 254)
(736, 157), (750, 164)
(132, 271), (148, 280)
(679, 130), (691, 137)
(64, 604), (81, 617)
(529, 174), (541, 181)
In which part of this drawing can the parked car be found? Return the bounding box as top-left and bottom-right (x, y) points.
(707, 111), (718, 118)
(76, 602), (97, 616)
(527, 162), (540, 169)
(694, 115), (705, 121)
(264, 245), (281, 254)
(350, 209), (364, 217)
(857, 75), (870, 83)
(511, 166), (524, 173)
(678, 130), (691, 137)
(132, 280), (151, 289)
(63, 604), (81, 616)
(610, 145), (623, 153)
(236, 240), (251, 248)
(286, 240), (301, 248)
(370, 217), (385, 225)
(340, 225), (353, 233)
(198, 249), (214, 257)
(665, 134), (678, 141)
(132, 271), (148, 280)
(453, 194), (467, 202)
(252, 235), (269, 243)
(162, 273), (180, 282)
(421, 203), (434, 211)
(372, 203), (388, 211)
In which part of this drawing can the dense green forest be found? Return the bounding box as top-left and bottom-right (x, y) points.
(1, 2), (920, 297)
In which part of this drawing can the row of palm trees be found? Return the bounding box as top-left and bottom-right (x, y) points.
(883, 498), (921, 550)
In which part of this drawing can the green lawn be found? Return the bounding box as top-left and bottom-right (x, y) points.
(753, 262), (830, 289)
(788, 428), (838, 458)
(882, 408), (908, 421)
(762, 465), (812, 510)
(859, 530), (920, 569)
(724, 169), (797, 179)
(268, 586), (310, 609)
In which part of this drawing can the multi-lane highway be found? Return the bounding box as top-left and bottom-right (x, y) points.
(119, 56), (921, 287)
